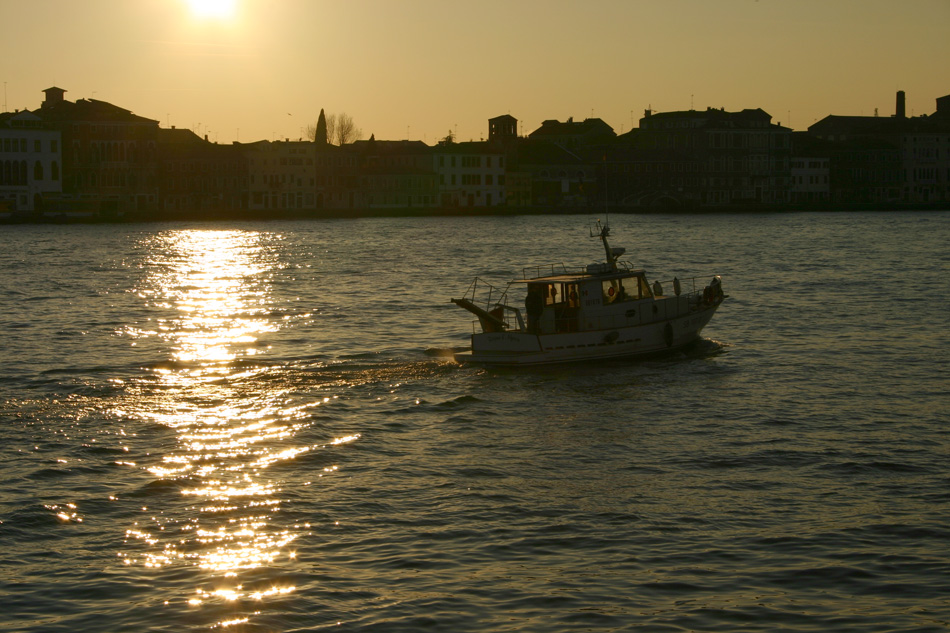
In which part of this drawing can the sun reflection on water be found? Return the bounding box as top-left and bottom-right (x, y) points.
(116, 230), (351, 626)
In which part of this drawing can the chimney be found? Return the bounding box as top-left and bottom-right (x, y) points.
(896, 90), (906, 119)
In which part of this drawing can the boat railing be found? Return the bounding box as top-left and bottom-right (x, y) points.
(653, 275), (722, 301)
(521, 259), (637, 280)
(521, 263), (570, 279)
(457, 276), (525, 332)
(460, 276), (509, 308)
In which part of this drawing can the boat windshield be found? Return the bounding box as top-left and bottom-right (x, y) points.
(603, 275), (652, 305)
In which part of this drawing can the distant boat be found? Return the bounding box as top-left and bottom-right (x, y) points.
(451, 222), (725, 365)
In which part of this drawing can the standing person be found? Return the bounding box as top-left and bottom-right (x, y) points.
(525, 286), (543, 333)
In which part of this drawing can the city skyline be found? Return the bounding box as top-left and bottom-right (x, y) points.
(3, 0), (949, 144)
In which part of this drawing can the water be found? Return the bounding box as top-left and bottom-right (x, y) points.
(1, 212), (948, 632)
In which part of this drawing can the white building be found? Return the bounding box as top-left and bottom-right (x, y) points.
(0, 110), (62, 214)
(243, 140), (316, 212)
(790, 157), (830, 204)
(433, 141), (506, 208)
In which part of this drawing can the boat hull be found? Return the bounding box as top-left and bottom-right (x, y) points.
(455, 304), (720, 365)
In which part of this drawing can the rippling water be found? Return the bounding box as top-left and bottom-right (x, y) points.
(1, 212), (948, 632)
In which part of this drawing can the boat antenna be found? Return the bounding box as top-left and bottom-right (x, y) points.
(590, 219), (624, 272)
(590, 152), (622, 271)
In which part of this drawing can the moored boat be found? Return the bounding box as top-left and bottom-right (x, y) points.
(451, 222), (725, 365)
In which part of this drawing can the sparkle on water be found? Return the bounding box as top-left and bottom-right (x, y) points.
(117, 230), (334, 620)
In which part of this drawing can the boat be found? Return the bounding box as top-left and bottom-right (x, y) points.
(451, 222), (725, 365)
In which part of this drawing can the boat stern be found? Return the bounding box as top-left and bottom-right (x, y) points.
(455, 331), (543, 364)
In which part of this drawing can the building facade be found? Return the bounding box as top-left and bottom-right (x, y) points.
(528, 117), (616, 150)
(244, 140), (316, 212)
(808, 91), (950, 204)
(790, 133), (831, 205)
(433, 141), (506, 208)
(0, 110), (62, 214)
(158, 128), (247, 214)
(37, 87), (160, 215)
(351, 139), (438, 210)
(610, 107), (791, 208)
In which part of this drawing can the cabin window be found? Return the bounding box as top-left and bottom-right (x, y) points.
(542, 283), (579, 308)
(602, 276), (652, 305)
(603, 279), (627, 304)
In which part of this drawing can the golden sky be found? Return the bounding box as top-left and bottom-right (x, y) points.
(3, 0), (948, 144)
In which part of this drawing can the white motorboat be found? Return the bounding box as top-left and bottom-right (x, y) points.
(451, 222), (725, 365)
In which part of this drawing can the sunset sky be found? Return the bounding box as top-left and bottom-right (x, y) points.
(3, 0), (948, 144)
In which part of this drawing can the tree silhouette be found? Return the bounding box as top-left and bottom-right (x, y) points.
(307, 110), (362, 145)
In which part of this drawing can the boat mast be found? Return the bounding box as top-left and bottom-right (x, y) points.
(600, 223), (616, 270)
(598, 158), (621, 271)
(591, 162), (623, 273)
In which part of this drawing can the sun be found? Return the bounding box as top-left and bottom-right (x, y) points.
(187, 0), (237, 20)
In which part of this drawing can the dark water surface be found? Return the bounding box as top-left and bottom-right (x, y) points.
(1, 213), (948, 632)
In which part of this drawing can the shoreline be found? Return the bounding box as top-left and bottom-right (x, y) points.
(2, 202), (948, 225)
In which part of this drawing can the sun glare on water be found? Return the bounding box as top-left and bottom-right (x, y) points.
(187, 0), (237, 20)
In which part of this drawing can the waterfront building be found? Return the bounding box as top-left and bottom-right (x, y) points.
(36, 87), (159, 215)
(610, 107), (791, 208)
(789, 133), (831, 205)
(829, 138), (901, 204)
(809, 91), (950, 204)
(514, 140), (599, 209)
(243, 139), (316, 213)
(433, 140), (505, 208)
(0, 110), (62, 214)
(349, 139), (438, 210)
(313, 143), (358, 210)
(158, 128), (247, 214)
(528, 117), (616, 150)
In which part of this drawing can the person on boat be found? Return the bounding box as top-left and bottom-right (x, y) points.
(525, 286), (543, 333)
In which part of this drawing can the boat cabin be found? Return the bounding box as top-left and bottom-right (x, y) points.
(518, 270), (654, 335)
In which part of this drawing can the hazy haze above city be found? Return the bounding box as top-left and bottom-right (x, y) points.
(3, 0), (948, 144)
